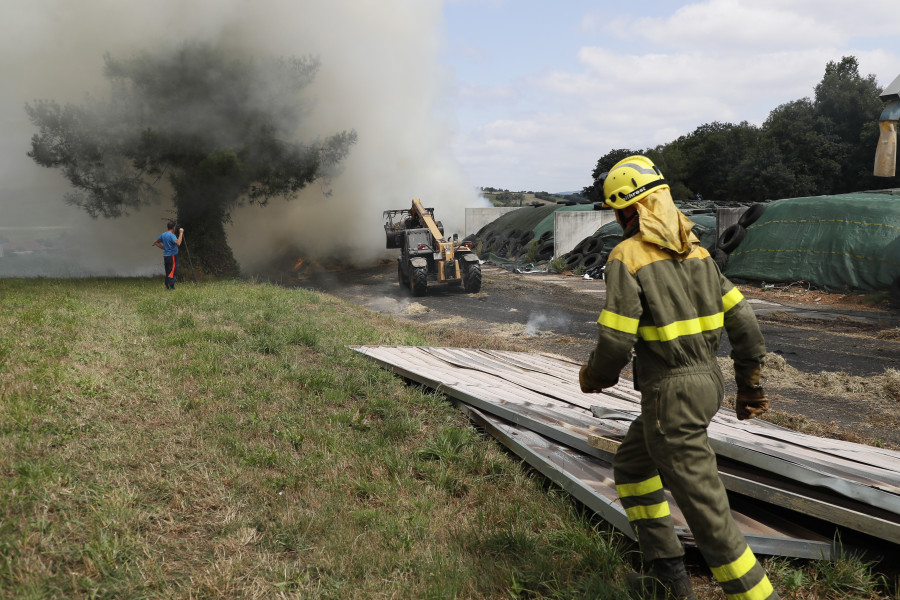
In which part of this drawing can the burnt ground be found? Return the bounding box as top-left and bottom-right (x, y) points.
(293, 260), (900, 449)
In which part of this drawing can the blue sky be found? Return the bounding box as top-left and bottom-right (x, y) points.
(439, 0), (900, 193)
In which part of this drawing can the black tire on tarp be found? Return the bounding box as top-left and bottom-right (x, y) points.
(717, 224), (746, 254)
(583, 237), (604, 255)
(536, 241), (554, 260)
(581, 253), (604, 270)
(713, 248), (729, 271)
(565, 253), (584, 270)
(571, 239), (589, 255)
(738, 203), (766, 228)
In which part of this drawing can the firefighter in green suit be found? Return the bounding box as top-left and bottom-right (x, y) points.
(580, 155), (779, 600)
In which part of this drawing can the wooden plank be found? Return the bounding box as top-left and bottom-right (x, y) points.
(481, 349), (900, 471)
(351, 346), (900, 539)
(588, 433), (900, 545)
(357, 346), (900, 509)
(456, 403), (835, 559)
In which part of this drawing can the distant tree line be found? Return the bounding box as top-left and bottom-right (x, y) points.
(480, 189), (590, 207)
(483, 191), (526, 206)
(582, 57), (898, 203)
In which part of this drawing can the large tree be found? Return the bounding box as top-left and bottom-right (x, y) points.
(26, 42), (357, 276)
(753, 98), (844, 198)
(667, 121), (761, 202)
(813, 56), (886, 192)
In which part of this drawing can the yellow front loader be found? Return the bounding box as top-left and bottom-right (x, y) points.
(383, 198), (482, 296)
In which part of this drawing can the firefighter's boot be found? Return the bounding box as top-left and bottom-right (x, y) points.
(626, 557), (697, 600)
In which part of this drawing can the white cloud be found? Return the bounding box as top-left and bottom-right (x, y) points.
(447, 0), (900, 191)
(629, 0), (836, 51)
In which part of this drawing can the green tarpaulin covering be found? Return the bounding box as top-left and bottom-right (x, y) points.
(724, 194), (900, 291)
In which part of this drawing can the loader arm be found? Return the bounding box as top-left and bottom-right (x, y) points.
(410, 198), (455, 261)
(410, 198), (446, 245)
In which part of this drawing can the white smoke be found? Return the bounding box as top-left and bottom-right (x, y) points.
(0, 0), (486, 277)
(523, 311), (570, 336)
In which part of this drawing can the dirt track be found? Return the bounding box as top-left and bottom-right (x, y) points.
(296, 261), (900, 448)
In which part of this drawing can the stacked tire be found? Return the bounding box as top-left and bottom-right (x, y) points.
(478, 228), (553, 262)
(715, 203), (766, 270)
(534, 231), (554, 261)
(564, 233), (607, 273)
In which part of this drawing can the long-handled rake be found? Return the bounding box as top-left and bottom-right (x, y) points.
(182, 233), (199, 286)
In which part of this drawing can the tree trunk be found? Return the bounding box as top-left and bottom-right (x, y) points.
(175, 203), (240, 279)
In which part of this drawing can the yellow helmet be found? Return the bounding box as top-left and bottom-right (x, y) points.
(603, 155), (669, 209)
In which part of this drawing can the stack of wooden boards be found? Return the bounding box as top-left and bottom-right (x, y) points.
(352, 346), (900, 560)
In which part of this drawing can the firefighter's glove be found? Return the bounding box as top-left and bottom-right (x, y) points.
(579, 364), (616, 394)
(735, 364), (768, 420)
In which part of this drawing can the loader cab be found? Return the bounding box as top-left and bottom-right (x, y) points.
(405, 229), (433, 256)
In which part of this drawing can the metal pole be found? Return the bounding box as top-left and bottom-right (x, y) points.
(182, 233), (199, 285)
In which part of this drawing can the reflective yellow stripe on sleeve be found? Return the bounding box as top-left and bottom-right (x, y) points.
(616, 476), (663, 498)
(722, 287), (744, 312)
(638, 313), (724, 342)
(624, 501), (671, 522)
(598, 309), (640, 335)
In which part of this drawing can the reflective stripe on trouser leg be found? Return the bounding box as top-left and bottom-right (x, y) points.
(613, 413), (683, 560)
(644, 368), (777, 599)
(711, 545), (778, 600)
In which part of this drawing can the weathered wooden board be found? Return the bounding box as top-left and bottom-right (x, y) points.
(351, 345), (900, 545)
(455, 402), (835, 559)
(355, 346), (900, 501)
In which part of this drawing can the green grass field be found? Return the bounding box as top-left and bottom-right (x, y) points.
(0, 278), (894, 599)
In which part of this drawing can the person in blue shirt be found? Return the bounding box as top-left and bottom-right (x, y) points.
(152, 221), (184, 290)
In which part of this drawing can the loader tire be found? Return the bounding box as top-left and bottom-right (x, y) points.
(397, 261), (407, 287)
(410, 266), (427, 297)
(463, 262), (482, 293)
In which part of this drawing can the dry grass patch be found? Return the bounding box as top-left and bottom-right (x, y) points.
(718, 353), (900, 403)
(718, 353), (900, 449)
